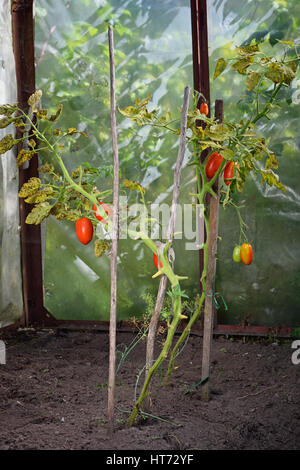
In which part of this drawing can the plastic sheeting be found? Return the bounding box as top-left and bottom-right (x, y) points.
(0, 3), (23, 327)
(34, 0), (300, 327)
(208, 0), (300, 327)
(35, 0), (195, 321)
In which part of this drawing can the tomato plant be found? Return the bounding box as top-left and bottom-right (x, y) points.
(0, 37), (298, 429)
(240, 243), (253, 265)
(205, 152), (223, 179)
(76, 217), (93, 245)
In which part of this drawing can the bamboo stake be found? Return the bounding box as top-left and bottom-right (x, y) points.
(107, 25), (119, 436)
(145, 85), (191, 407)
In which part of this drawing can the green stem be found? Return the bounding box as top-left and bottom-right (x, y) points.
(165, 206), (209, 382)
(126, 292), (182, 427)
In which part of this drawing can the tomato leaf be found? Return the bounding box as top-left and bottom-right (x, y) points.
(18, 177), (41, 198)
(25, 202), (53, 225)
(213, 58), (228, 80)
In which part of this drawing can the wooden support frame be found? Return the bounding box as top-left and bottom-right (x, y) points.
(11, 0), (52, 326)
(201, 100), (223, 401)
(0, 0), (293, 338)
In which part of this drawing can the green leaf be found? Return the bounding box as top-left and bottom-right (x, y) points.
(213, 58), (228, 80)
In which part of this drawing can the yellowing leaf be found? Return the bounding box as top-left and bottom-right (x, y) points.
(0, 116), (15, 129)
(18, 177), (41, 198)
(25, 202), (53, 225)
(38, 163), (54, 173)
(28, 90), (42, 111)
(49, 104), (63, 122)
(246, 71), (261, 91)
(213, 58), (228, 80)
(16, 149), (35, 167)
(231, 56), (254, 75)
(236, 44), (259, 56)
(94, 239), (110, 258)
(0, 134), (19, 154)
(0, 104), (18, 116)
(122, 179), (146, 194)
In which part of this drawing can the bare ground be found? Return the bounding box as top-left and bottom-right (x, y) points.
(0, 327), (299, 450)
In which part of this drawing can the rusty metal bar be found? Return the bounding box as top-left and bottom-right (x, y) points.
(11, 0), (51, 326)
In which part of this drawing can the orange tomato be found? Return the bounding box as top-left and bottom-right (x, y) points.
(200, 102), (209, 116)
(240, 243), (253, 265)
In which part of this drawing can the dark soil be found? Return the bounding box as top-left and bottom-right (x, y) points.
(0, 327), (299, 450)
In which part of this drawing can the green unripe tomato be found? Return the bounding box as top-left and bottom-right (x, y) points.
(233, 245), (241, 263)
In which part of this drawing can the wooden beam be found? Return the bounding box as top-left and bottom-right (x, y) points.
(11, 0), (48, 326)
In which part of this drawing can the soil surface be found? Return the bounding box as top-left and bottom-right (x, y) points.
(0, 327), (299, 450)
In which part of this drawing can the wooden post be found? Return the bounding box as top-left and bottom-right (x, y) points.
(190, 0), (211, 297)
(107, 25), (119, 436)
(11, 0), (48, 326)
(201, 99), (223, 401)
(145, 86), (190, 410)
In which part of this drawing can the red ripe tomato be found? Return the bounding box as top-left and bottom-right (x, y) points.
(200, 102), (209, 116)
(76, 217), (93, 245)
(224, 161), (234, 186)
(92, 201), (112, 223)
(153, 253), (163, 270)
(205, 152), (223, 179)
(240, 243), (253, 265)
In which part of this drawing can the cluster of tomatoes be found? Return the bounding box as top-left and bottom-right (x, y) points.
(76, 103), (253, 268)
(75, 201), (112, 245)
(232, 243), (253, 266)
(205, 152), (235, 186)
(200, 102), (234, 187)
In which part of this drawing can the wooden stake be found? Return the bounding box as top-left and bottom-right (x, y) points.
(107, 25), (119, 436)
(201, 99), (223, 401)
(145, 86), (190, 407)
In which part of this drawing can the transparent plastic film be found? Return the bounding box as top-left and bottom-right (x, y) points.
(0, 3), (23, 327)
(35, 0), (195, 321)
(208, 1), (300, 327)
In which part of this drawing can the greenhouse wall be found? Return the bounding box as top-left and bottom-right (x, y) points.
(34, 0), (300, 328)
(0, 0), (299, 329)
(0, 2), (23, 328)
